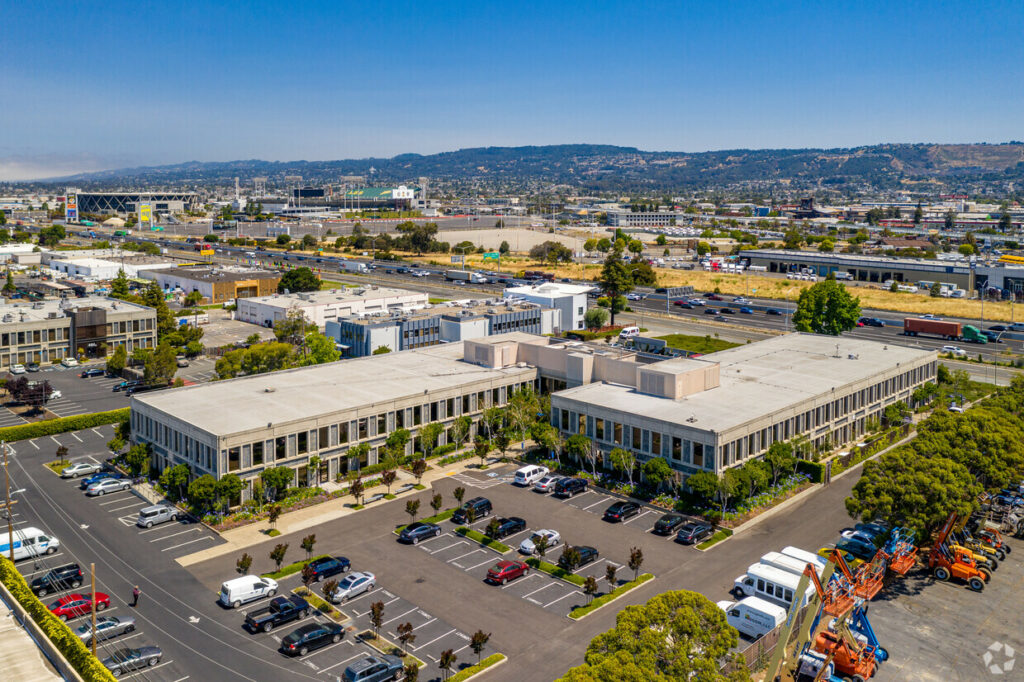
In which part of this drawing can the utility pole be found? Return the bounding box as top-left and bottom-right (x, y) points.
(90, 563), (97, 657)
(3, 442), (14, 562)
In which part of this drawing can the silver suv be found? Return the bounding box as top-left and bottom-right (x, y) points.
(343, 655), (404, 682)
(136, 504), (179, 528)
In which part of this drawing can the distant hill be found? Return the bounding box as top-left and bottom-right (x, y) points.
(48, 143), (1024, 192)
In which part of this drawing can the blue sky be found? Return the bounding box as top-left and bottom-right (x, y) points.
(2, 0), (1022, 179)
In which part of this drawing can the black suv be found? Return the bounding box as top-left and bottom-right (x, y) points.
(487, 517), (526, 540)
(676, 521), (713, 544)
(558, 545), (599, 571)
(652, 514), (685, 535)
(31, 564), (83, 597)
(306, 556), (351, 581)
(452, 497), (492, 524)
(553, 477), (588, 498)
(603, 501), (641, 522)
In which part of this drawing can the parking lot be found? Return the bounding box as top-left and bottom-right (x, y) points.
(1, 364), (130, 426)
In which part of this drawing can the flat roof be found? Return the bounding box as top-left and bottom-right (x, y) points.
(554, 333), (935, 434)
(241, 286), (426, 309)
(342, 299), (544, 326)
(132, 339), (534, 437)
(504, 282), (592, 296)
(145, 267), (280, 283)
(0, 296), (152, 323)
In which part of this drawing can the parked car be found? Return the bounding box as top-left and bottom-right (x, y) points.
(553, 477), (588, 498)
(487, 516), (526, 540)
(86, 477), (131, 496)
(452, 497), (492, 524)
(112, 380), (142, 393)
(306, 556), (351, 581)
(31, 564), (83, 596)
(532, 475), (562, 493)
(135, 504), (178, 528)
(558, 545), (599, 570)
(519, 529), (561, 555)
(75, 615), (136, 645)
(603, 501), (641, 522)
(80, 472), (122, 490)
(61, 462), (101, 478)
(80, 368), (105, 378)
(676, 521), (714, 544)
(26, 362), (40, 372)
(328, 572), (376, 603)
(342, 654), (405, 682)
(652, 514), (686, 536)
(399, 522), (442, 545)
(176, 357), (189, 368)
(60, 357), (79, 368)
(513, 465), (549, 486)
(244, 595), (311, 633)
(835, 537), (878, 562)
(49, 592), (110, 621)
(9, 364), (26, 374)
(281, 622), (345, 656)
(485, 560), (529, 585)
(219, 575), (278, 608)
(101, 646), (162, 676)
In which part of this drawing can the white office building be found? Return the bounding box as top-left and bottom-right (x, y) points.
(235, 286), (429, 329)
(503, 282), (588, 331)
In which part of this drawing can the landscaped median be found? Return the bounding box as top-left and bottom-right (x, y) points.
(0, 555), (117, 681)
(291, 586), (348, 623)
(0, 408), (128, 443)
(393, 508), (455, 535)
(523, 557), (586, 587)
(448, 653), (507, 681)
(261, 554), (332, 580)
(696, 528), (733, 550)
(454, 527), (511, 554)
(357, 630), (426, 669)
(569, 573), (654, 620)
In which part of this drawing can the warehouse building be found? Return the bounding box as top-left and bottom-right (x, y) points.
(550, 334), (935, 479)
(236, 286), (429, 329)
(0, 297), (156, 369)
(139, 266), (280, 304)
(326, 299), (561, 356)
(48, 256), (174, 280)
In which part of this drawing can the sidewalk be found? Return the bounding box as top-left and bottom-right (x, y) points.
(176, 455), (486, 567)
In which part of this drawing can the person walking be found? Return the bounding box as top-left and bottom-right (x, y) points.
(131, 586), (140, 607)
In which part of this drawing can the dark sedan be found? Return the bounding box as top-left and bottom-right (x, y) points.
(306, 556), (351, 581)
(80, 472), (122, 490)
(557, 545), (599, 570)
(603, 501), (641, 522)
(80, 368), (105, 378)
(718, 307), (736, 314)
(281, 622), (345, 656)
(487, 516), (527, 540)
(112, 380), (141, 393)
(102, 646), (162, 675)
(704, 308), (719, 315)
(399, 522), (442, 544)
(766, 308), (784, 316)
(652, 514), (686, 536)
(676, 521), (714, 544)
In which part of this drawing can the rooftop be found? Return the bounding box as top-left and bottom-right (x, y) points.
(554, 333), (935, 434)
(132, 338), (535, 436)
(504, 282), (592, 296)
(0, 296), (152, 323)
(340, 298), (544, 326)
(145, 266), (280, 283)
(242, 286), (426, 309)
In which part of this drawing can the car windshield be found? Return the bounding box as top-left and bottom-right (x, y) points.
(489, 564), (506, 573)
(338, 576), (357, 588)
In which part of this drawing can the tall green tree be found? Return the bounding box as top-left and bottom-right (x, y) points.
(598, 243), (633, 326)
(792, 276), (861, 335)
(144, 341), (178, 385)
(142, 281), (176, 339)
(106, 344), (127, 375)
(278, 267), (320, 293)
(418, 422), (444, 458)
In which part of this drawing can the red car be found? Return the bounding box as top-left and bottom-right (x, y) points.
(49, 592), (110, 621)
(485, 560), (529, 585)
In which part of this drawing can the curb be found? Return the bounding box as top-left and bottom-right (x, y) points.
(567, 574), (656, 621)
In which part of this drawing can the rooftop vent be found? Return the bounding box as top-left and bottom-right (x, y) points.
(264, 387), (276, 393)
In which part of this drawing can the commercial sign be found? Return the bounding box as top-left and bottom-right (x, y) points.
(199, 248), (215, 256)
(138, 203), (152, 229)
(482, 252), (500, 261)
(65, 194), (78, 223)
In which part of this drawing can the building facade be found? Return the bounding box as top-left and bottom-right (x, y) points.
(236, 286), (429, 329)
(139, 266), (280, 304)
(503, 282), (587, 331)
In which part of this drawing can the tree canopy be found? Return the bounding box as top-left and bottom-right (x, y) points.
(792, 276), (861, 335)
(278, 267), (320, 293)
(598, 243), (633, 326)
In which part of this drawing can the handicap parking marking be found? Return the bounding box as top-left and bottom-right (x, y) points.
(118, 516), (138, 527)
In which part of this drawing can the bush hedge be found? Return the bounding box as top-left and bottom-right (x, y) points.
(797, 459), (824, 483)
(448, 653), (507, 681)
(569, 573), (654, 619)
(0, 555), (117, 681)
(454, 526), (511, 553)
(261, 554), (331, 580)
(0, 408), (129, 443)
(524, 557), (586, 586)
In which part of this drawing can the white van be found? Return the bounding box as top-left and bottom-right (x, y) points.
(0, 527), (60, 561)
(760, 551), (823, 579)
(618, 326), (640, 340)
(219, 575), (279, 608)
(717, 596), (787, 639)
(780, 546), (828, 574)
(733, 563), (815, 609)
(513, 465), (550, 486)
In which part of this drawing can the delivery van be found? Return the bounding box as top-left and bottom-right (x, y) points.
(219, 575), (279, 608)
(0, 527), (60, 561)
(717, 596), (787, 639)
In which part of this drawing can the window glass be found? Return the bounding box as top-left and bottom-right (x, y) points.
(377, 414), (386, 435)
(253, 441), (264, 466)
(318, 427), (328, 450)
(297, 432), (308, 454)
(275, 437), (286, 460)
(358, 418), (368, 439)
(228, 447), (240, 471)
(339, 423), (349, 443)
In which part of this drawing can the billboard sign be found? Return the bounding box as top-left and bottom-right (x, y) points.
(65, 194), (78, 223)
(138, 203), (152, 229)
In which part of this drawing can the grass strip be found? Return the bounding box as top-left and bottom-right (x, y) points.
(697, 528), (734, 550)
(569, 573), (654, 619)
(357, 631), (426, 668)
(448, 653), (507, 681)
(0, 408), (128, 443)
(524, 557), (585, 586)
(291, 586), (348, 623)
(261, 554), (331, 580)
(394, 508), (455, 534)
(454, 527), (511, 553)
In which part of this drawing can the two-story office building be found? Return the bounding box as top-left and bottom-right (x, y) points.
(236, 286), (429, 329)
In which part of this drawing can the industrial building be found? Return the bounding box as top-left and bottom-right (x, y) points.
(0, 297), (156, 369)
(139, 266), (280, 304)
(326, 299), (561, 356)
(236, 286), (429, 329)
(503, 282), (588, 331)
(606, 211), (684, 227)
(47, 256), (174, 280)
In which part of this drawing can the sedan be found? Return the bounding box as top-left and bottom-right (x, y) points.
(50, 592), (110, 621)
(603, 501), (641, 522)
(625, 293), (643, 301)
(485, 560), (530, 585)
(739, 307), (753, 314)
(732, 297), (751, 304)
(61, 462), (101, 479)
(989, 325), (1008, 332)
(9, 364), (26, 375)
(26, 362), (40, 372)
(60, 358), (79, 368)
(112, 380), (142, 393)
(75, 615), (137, 645)
(532, 475), (563, 493)
(718, 307), (736, 314)
(557, 545), (599, 570)
(519, 529), (561, 555)
(688, 299), (705, 306)
(487, 516), (527, 540)
(398, 522), (441, 544)
(652, 514), (686, 536)
(674, 300), (694, 309)
(676, 521), (714, 544)
(80, 472), (121, 490)
(81, 368), (106, 378)
(704, 308), (719, 315)
(766, 308), (784, 316)
(328, 572), (375, 603)
(86, 478), (131, 496)
(102, 646), (162, 676)
(281, 622), (345, 657)
(306, 556), (351, 581)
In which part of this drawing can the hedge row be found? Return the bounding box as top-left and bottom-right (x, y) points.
(524, 557), (586, 586)
(448, 653), (507, 682)
(0, 408), (129, 443)
(0, 555), (117, 681)
(569, 573), (654, 619)
(454, 526), (511, 553)
(796, 459), (824, 483)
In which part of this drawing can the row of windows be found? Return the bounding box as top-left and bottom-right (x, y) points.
(133, 413), (217, 473)
(556, 409), (710, 469)
(1, 328), (65, 347)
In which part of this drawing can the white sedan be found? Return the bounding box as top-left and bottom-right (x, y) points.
(329, 571), (376, 603)
(9, 364), (26, 375)
(61, 462), (101, 478)
(86, 477), (131, 496)
(519, 529), (561, 555)
(941, 345), (967, 358)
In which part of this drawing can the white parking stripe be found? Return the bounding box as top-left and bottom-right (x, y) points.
(428, 540), (467, 555)
(69, 432), (84, 442)
(318, 651), (368, 673)
(381, 606), (418, 626)
(355, 595), (399, 616)
(106, 501), (147, 513)
(91, 428), (103, 437)
(623, 509), (655, 525)
(412, 628), (456, 651)
(501, 572), (541, 589)
(160, 535), (215, 552)
(465, 556), (496, 571)
(544, 590), (580, 608)
(411, 616), (436, 631)
(116, 659), (175, 679)
(338, 587), (382, 607)
(29, 441), (39, 450)
(583, 496), (610, 511)
(98, 493), (136, 505)
(522, 581), (562, 599)
(149, 528), (199, 543)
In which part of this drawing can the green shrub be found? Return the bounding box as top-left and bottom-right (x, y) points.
(0, 555), (117, 681)
(696, 528), (733, 550)
(454, 526), (511, 553)
(569, 573), (654, 619)
(0, 409), (129, 443)
(447, 653), (507, 681)
(433, 443), (458, 457)
(524, 557), (586, 586)
(261, 554), (331, 580)
(797, 459), (824, 483)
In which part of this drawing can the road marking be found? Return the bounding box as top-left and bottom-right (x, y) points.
(501, 572), (541, 589)
(340, 587), (382, 607)
(522, 581), (561, 599)
(411, 616), (436, 631)
(49, 436), (63, 446)
(29, 441), (39, 450)
(115, 659), (174, 679)
(91, 428), (103, 437)
(465, 556), (497, 571)
(428, 540), (467, 555)
(318, 651), (368, 674)
(160, 535), (215, 552)
(98, 493), (137, 505)
(623, 510), (655, 525)
(447, 548), (487, 566)
(106, 501), (147, 513)
(137, 522), (192, 535)
(544, 590), (580, 608)
(381, 606), (418, 626)
(583, 496), (609, 511)
(355, 595), (399, 616)
(149, 528), (199, 543)
(69, 432), (83, 443)
(412, 628), (457, 651)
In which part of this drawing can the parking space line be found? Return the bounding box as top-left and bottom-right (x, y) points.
(428, 540), (467, 555)
(623, 510), (656, 525)
(106, 501), (147, 513)
(523, 581), (562, 599)
(160, 535), (215, 552)
(319, 651), (370, 674)
(412, 628), (457, 651)
(501, 573), (542, 590)
(583, 496), (610, 511)
(411, 616), (436, 631)
(91, 428), (103, 437)
(149, 528), (199, 543)
(340, 587), (383, 607)
(116, 659), (175, 679)
(544, 590), (581, 608)
(381, 606), (418, 626)
(137, 522), (192, 535)
(29, 441), (39, 450)
(98, 493), (137, 505)
(356, 595), (400, 616)
(465, 556), (496, 571)
(69, 432), (83, 443)
(447, 548), (487, 566)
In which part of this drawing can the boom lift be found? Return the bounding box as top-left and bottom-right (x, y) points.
(929, 513), (991, 591)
